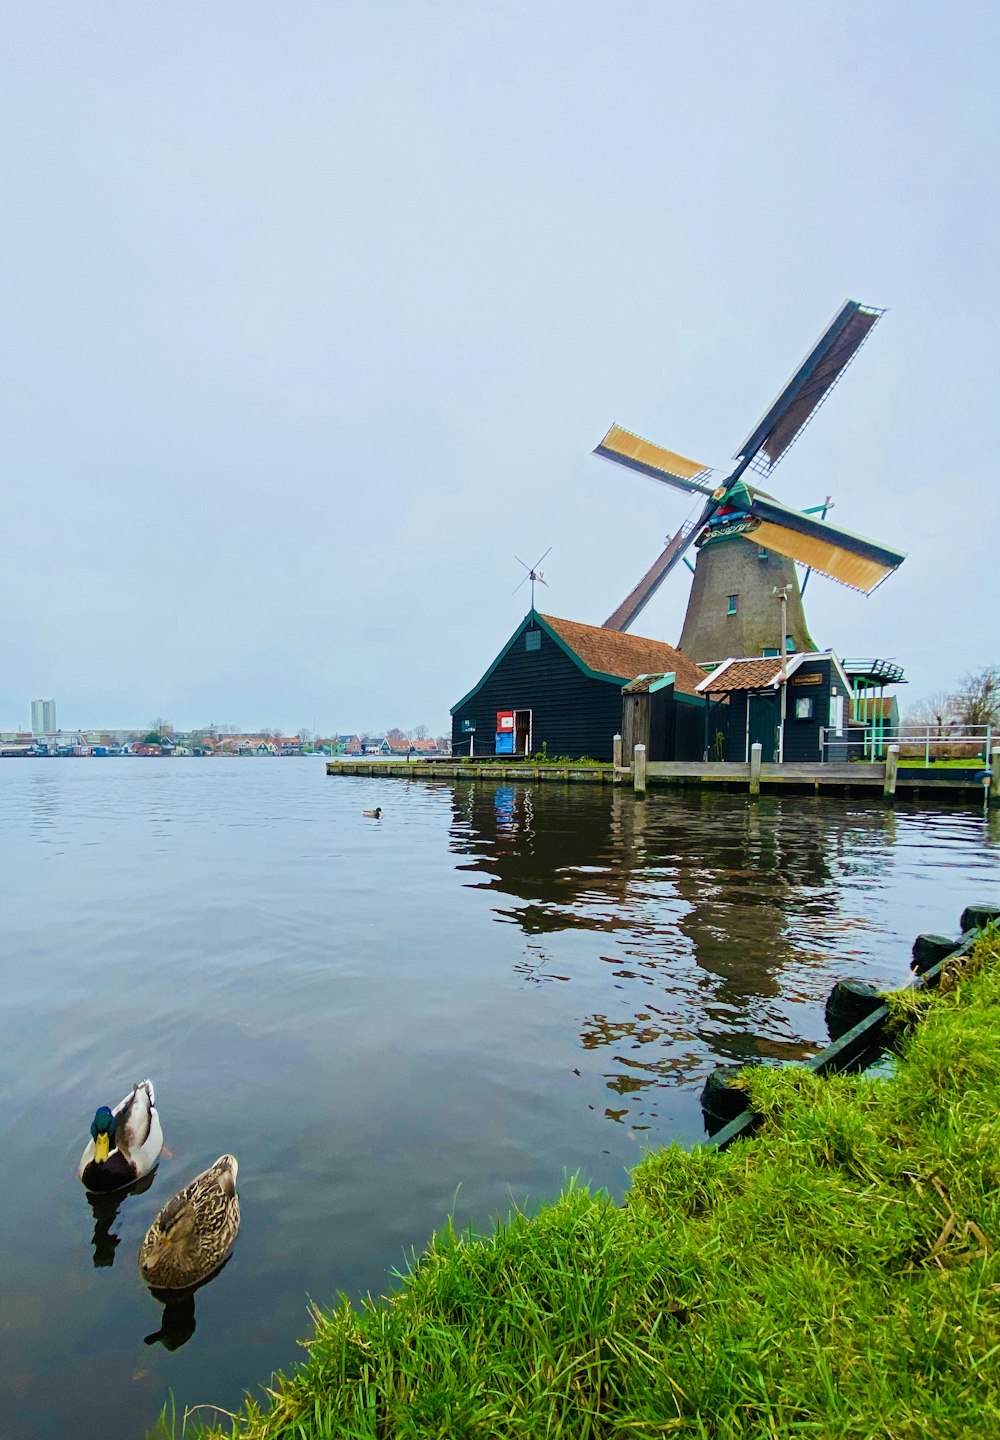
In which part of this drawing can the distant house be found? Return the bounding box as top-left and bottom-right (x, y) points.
(361, 736), (392, 756)
(450, 610), (707, 762)
(858, 694), (900, 732)
(386, 736), (411, 755)
(336, 734), (362, 756)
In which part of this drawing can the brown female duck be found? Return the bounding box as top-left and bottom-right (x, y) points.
(139, 1155), (240, 1290)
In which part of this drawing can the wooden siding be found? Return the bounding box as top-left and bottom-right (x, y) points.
(719, 692), (749, 762)
(451, 622), (622, 761)
(676, 693), (713, 761)
(784, 658), (848, 762)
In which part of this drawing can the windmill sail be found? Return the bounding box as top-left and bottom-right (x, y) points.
(604, 512), (707, 630)
(702, 494), (905, 594)
(594, 426), (714, 496)
(737, 301), (883, 475)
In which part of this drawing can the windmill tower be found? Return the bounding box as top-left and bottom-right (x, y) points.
(595, 301), (905, 663)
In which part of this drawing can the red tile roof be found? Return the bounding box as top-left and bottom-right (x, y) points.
(698, 658), (786, 694)
(540, 614), (707, 695)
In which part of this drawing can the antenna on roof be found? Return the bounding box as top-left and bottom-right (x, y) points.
(513, 548), (551, 610)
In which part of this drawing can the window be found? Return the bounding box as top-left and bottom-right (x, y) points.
(727, 594), (738, 615)
(795, 697), (814, 720)
(785, 634), (795, 653)
(525, 629), (541, 652)
(762, 647), (779, 658)
(829, 695), (845, 735)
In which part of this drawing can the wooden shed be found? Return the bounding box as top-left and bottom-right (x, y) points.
(695, 652), (855, 763)
(450, 611), (706, 762)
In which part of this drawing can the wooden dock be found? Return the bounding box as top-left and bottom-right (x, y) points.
(327, 760), (617, 784)
(327, 756), (997, 801)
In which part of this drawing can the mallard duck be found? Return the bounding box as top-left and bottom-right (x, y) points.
(139, 1155), (241, 1290)
(363, 806), (382, 818)
(78, 1079), (163, 1193)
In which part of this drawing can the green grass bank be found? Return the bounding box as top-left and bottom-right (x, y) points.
(168, 925), (1000, 1440)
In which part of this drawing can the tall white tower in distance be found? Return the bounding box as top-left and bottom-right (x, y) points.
(31, 699), (57, 735)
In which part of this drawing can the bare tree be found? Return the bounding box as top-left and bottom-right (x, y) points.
(411, 724), (429, 740)
(387, 727), (406, 740)
(953, 666), (1000, 728)
(902, 692), (957, 738)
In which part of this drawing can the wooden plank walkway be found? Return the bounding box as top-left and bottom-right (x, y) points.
(326, 758), (991, 797)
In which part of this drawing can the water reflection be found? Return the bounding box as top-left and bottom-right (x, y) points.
(449, 783), (913, 1112)
(85, 1170), (158, 1269)
(143, 1260), (231, 1351)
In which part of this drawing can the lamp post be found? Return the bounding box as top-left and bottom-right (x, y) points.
(773, 584), (792, 660)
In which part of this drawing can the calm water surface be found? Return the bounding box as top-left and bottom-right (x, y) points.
(1, 758), (998, 1438)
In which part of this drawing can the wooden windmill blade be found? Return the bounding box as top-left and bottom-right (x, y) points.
(603, 503), (714, 630)
(593, 425), (715, 495)
(743, 495), (906, 594)
(735, 301), (884, 476)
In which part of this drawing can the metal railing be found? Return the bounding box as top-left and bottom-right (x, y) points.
(821, 725), (993, 765)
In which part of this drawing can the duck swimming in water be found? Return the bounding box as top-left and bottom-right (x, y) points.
(139, 1154), (241, 1290)
(363, 806), (382, 818)
(78, 1080), (163, 1193)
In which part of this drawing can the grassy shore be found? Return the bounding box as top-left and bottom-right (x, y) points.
(169, 925), (1000, 1440)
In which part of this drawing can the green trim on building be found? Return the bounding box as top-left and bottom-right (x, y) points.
(450, 611), (631, 716)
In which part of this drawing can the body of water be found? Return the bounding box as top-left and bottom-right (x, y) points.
(1, 758), (997, 1438)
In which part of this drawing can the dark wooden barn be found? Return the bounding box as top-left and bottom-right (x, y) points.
(450, 611), (707, 762)
(695, 652), (855, 763)
(621, 672), (712, 762)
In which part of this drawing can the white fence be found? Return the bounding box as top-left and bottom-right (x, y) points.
(822, 724), (993, 765)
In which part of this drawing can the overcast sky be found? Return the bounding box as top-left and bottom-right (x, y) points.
(2, 2), (996, 734)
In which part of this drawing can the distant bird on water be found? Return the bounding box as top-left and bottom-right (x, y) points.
(78, 1079), (163, 1193)
(139, 1154), (241, 1290)
(363, 806), (382, 819)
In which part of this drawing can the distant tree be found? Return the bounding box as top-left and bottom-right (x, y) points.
(411, 724), (429, 740)
(387, 727), (406, 741)
(903, 693), (957, 738)
(144, 732), (164, 746)
(952, 666), (1000, 729)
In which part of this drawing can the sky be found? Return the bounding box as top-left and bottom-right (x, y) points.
(2, 1), (997, 735)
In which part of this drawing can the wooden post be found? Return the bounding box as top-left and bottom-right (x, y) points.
(883, 743), (899, 799)
(633, 743), (647, 795)
(613, 733), (622, 770)
(991, 747), (1000, 806)
(749, 741), (762, 796)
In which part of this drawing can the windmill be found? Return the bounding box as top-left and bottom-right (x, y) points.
(513, 547), (551, 610)
(594, 301), (905, 663)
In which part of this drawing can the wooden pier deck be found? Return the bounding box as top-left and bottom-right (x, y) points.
(327, 758), (997, 800)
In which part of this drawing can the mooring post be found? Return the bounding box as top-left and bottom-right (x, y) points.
(633, 743), (647, 795)
(613, 733), (623, 771)
(991, 746), (1000, 806)
(749, 741), (762, 797)
(883, 743), (899, 799)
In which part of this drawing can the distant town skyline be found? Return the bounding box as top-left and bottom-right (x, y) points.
(2, 4), (996, 728)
